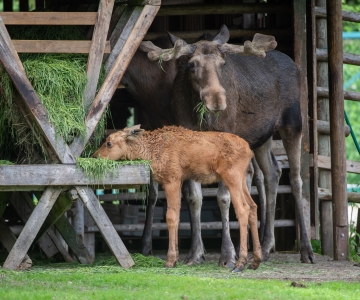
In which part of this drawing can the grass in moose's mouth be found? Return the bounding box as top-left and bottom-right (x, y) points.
(194, 101), (222, 130)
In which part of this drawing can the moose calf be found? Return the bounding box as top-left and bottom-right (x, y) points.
(93, 125), (261, 272)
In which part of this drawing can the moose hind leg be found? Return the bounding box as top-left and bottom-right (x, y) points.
(254, 137), (282, 261)
(279, 128), (315, 263)
(217, 181), (237, 268)
(141, 176), (158, 256)
(182, 180), (206, 265)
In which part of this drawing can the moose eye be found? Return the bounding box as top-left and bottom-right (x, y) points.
(106, 142), (112, 147)
(188, 61), (195, 71)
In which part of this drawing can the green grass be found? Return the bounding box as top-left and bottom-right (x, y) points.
(0, 254), (359, 300)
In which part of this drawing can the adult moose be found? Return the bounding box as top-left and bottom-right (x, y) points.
(142, 24), (315, 264)
(122, 34), (266, 268)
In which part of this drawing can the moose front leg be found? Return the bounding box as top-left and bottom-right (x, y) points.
(164, 181), (182, 268)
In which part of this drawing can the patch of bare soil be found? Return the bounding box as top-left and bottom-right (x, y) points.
(201, 251), (360, 282)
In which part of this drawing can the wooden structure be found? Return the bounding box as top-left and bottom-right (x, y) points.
(0, 0), (359, 269)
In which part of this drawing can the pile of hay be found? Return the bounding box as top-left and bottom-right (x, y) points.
(0, 26), (107, 163)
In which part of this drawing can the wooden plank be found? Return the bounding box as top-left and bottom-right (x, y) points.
(76, 187), (134, 268)
(0, 21), (75, 164)
(317, 49), (360, 66)
(86, 219), (296, 233)
(2, 187), (61, 270)
(318, 155), (360, 174)
(145, 28), (292, 40)
(294, 0), (311, 239)
(0, 164), (150, 188)
(315, 6), (360, 23)
(127, 0), (161, 5)
(98, 185), (294, 202)
(318, 188), (360, 203)
(317, 120), (350, 137)
(316, 0), (333, 257)
(317, 86), (360, 102)
(326, 0), (348, 262)
(83, 0), (115, 110)
(12, 40), (111, 54)
(70, 5), (160, 157)
(0, 12), (98, 25)
(0, 220), (32, 270)
(156, 3), (291, 16)
(10, 192), (59, 259)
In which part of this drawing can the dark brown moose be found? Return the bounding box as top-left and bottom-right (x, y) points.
(93, 125), (261, 272)
(142, 24), (315, 264)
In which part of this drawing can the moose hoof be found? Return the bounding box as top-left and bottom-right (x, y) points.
(247, 262), (260, 270)
(300, 246), (316, 264)
(184, 252), (205, 265)
(231, 265), (245, 273)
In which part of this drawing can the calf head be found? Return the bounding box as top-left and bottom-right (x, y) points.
(141, 25), (277, 113)
(92, 125), (145, 160)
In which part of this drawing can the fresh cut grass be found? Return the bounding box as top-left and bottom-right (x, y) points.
(0, 254), (359, 300)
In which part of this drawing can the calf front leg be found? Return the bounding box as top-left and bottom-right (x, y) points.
(141, 175), (158, 256)
(164, 181), (182, 268)
(182, 180), (205, 265)
(217, 181), (236, 268)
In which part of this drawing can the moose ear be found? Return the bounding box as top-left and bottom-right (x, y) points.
(213, 24), (230, 45)
(125, 125), (145, 140)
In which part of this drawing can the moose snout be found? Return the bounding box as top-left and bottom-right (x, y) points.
(201, 88), (227, 112)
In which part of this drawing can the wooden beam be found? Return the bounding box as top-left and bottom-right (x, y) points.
(318, 155), (360, 174)
(86, 219), (296, 233)
(0, 164), (149, 189)
(0, 12), (98, 25)
(2, 188), (61, 270)
(317, 49), (360, 66)
(317, 120), (350, 137)
(70, 5), (160, 157)
(327, 0), (348, 260)
(83, 0), (115, 110)
(315, 6), (360, 23)
(0, 220), (32, 270)
(156, 3), (291, 16)
(145, 28), (292, 40)
(317, 86), (360, 102)
(12, 40), (111, 54)
(76, 187), (135, 268)
(319, 187), (360, 203)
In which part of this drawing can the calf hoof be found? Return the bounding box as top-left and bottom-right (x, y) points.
(247, 261), (260, 270)
(231, 264), (245, 273)
(164, 261), (177, 268)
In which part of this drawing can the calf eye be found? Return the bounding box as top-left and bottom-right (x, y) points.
(107, 142), (112, 147)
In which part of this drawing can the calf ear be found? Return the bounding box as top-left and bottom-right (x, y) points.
(213, 24), (230, 45)
(127, 128), (145, 140)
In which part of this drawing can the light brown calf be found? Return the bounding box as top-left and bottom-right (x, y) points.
(93, 125), (261, 272)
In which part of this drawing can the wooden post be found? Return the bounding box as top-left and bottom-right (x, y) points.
(326, 0), (348, 260)
(294, 0), (311, 241)
(316, 0), (333, 257)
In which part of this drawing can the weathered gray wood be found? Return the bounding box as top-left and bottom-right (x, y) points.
(318, 155), (360, 174)
(41, 227), (73, 262)
(319, 188), (360, 203)
(327, 0), (348, 260)
(317, 120), (350, 137)
(0, 12), (98, 25)
(2, 188), (61, 270)
(10, 192), (59, 259)
(317, 48), (360, 66)
(294, 0), (311, 245)
(83, 0), (115, 110)
(84, 208), (96, 258)
(86, 219), (296, 233)
(145, 28), (292, 40)
(316, 0), (333, 257)
(315, 6), (360, 23)
(98, 185), (294, 202)
(0, 164), (149, 188)
(105, 5), (143, 74)
(156, 3), (291, 16)
(70, 5), (160, 157)
(76, 186), (134, 268)
(0, 220), (32, 270)
(317, 86), (360, 102)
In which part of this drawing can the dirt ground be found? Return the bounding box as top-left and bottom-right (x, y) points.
(155, 251), (360, 282)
